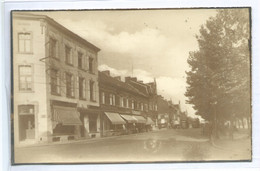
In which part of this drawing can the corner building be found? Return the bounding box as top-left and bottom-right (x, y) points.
(13, 13), (100, 146)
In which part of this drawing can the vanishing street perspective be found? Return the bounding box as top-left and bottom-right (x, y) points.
(12, 9), (251, 164)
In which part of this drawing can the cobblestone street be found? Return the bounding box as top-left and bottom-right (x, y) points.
(14, 128), (251, 164)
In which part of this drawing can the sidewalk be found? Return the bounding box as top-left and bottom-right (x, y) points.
(212, 130), (251, 153)
(15, 130), (162, 148)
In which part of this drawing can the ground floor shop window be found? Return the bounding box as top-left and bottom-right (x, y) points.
(53, 124), (75, 135)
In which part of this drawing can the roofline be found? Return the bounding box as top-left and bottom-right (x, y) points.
(98, 72), (148, 98)
(12, 12), (101, 52)
(129, 80), (149, 94)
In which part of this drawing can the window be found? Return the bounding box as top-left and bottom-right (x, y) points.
(126, 99), (129, 108)
(113, 95), (116, 106)
(137, 103), (140, 110)
(89, 80), (95, 101)
(50, 69), (60, 95)
(78, 52), (83, 69)
(109, 94), (113, 105)
(141, 103), (144, 111)
(155, 104), (158, 111)
(120, 97), (123, 107)
(145, 104), (148, 112)
(123, 98), (127, 108)
(79, 77), (86, 99)
(89, 57), (94, 73)
(49, 38), (57, 59)
(19, 65), (32, 91)
(18, 33), (31, 53)
(101, 92), (105, 104)
(131, 100), (135, 109)
(65, 45), (73, 65)
(66, 73), (74, 97)
(89, 116), (97, 132)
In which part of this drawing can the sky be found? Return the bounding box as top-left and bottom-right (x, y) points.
(36, 9), (217, 118)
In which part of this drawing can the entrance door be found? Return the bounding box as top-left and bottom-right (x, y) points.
(19, 115), (35, 141)
(18, 105), (35, 141)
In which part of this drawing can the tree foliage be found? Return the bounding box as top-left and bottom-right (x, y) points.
(185, 9), (250, 122)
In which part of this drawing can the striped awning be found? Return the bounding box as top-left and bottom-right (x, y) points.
(146, 117), (155, 125)
(133, 115), (146, 124)
(120, 114), (137, 123)
(53, 106), (82, 125)
(105, 112), (126, 125)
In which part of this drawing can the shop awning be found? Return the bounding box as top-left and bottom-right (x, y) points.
(146, 117), (155, 125)
(53, 106), (82, 125)
(133, 115), (146, 124)
(105, 112), (126, 125)
(120, 114), (137, 123)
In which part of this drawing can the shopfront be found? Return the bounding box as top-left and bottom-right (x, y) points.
(78, 108), (101, 139)
(120, 114), (138, 134)
(102, 112), (126, 137)
(52, 105), (82, 142)
(133, 115), (146, 133)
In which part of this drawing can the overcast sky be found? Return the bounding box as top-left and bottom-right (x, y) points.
(36, 9), (217, 118)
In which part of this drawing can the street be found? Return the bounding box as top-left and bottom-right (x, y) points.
(14, 128), (251, 164)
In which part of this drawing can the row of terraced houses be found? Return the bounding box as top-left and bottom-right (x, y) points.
(12, 12), (185, 146)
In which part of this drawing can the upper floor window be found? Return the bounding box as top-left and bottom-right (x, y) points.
(131, 100), (135, 109)
(89, 80), (95, 101)
(113, 94), (116, 106)
(120, 97), (123, 107)
(155, 104), (158, 111)
(79, 77), (86, 99)
(101, 92), (105, 104)
(50, 69), (60, 95)
(141, 103), (144, 111)
(65, 73), (74, 98)
(19, 65), (32, 91)
(78, 52), (83, 69)
(145, 104), (148, 112)
(89, 57), (94, 74)
(109, 94), (113, 105)
(126, 99), (129, 108)
(18, 33), (31, 53)
(49, 37), (58, 59)
(65, 45), (73, 65)
(123, 98), (127, 108)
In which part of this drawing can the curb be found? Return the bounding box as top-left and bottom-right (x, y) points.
(15, 130), (161, 149)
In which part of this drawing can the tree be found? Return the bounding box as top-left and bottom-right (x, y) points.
(185, 9), (250, 139)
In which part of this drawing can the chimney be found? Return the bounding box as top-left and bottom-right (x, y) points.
(131, 77), (137, 82)
(114, 76), (121, 81)
(125, 76), (131, 83)
(102, 70), (110, 76)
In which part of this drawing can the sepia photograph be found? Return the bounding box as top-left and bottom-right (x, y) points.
(11, 8), (251, 164)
